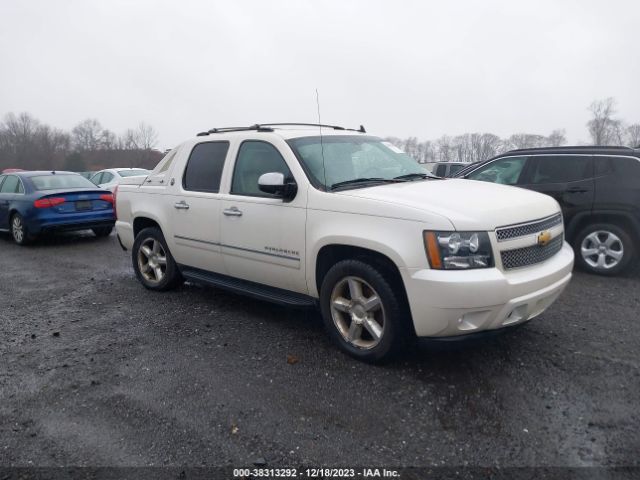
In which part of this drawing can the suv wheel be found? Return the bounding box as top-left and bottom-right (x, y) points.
(319, 259), (407, 363)
(11, 213), (34, 246)
(132, 227), (182, 290)
(574, 223), (635, 275)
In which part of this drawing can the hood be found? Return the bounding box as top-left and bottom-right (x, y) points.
(336, 179), (561, 231)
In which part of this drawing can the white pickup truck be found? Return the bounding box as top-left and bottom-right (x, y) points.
(115, 123), (574, 362)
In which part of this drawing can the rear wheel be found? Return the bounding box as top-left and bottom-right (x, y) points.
(320, 259), (408, 363)
(132, 227), (182, 291)
(92, 226), (113, 237)
(574, 223), (635, 275)
(10, 213), (34, 246)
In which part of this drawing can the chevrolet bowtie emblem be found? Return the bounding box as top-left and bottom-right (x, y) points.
(537, 230), (552, 247)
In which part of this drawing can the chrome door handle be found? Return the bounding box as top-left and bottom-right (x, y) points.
(174, 201), (190, 210)
(223, 207), (243, 217)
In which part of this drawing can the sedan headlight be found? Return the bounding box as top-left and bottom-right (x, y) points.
(424, 231), (493, 269)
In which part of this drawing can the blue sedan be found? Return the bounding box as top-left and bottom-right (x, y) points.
(0, 171), (115, 245)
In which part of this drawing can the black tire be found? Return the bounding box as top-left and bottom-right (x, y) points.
(573, 223), (635, 276)
(132, 227), (182, 291)
(10, 213), (35, 246)
(319, 259), (409, 363)
(92, 226), (113, 237)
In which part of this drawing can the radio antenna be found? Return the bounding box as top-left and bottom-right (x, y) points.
(316, 88), (327, 189)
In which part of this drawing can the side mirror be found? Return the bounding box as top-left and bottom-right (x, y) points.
(258, 172), (297, 200)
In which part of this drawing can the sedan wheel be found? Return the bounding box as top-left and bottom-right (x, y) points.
(11, 215), (24, 244)
(137, 237), (168, 285)
(330, 275), (386, 349)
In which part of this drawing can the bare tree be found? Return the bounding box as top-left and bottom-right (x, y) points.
(625, 124), (640, 147)
(587, 97), (623, 145)
(72, 119), (104, 151)
(135, 122), (158, 150)
(547, 129), (567, 147)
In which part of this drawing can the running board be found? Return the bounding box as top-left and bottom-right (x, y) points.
(179, 265), (317, 308)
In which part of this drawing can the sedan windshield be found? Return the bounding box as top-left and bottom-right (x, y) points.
(30, 174), (98, 191)
(118, 169), (150, 178)
(287, 136), (433, 190)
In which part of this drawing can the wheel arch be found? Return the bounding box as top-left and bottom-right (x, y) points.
(567, 211), (640, 244)
(133, 215), (163, 238)
(314, 243), (408, 300)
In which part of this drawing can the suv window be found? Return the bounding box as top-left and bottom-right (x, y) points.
(183, 141), (229, 193)
(231, 141), (292, 197)
(594, 156), (614, 176)
(467, 156), (527, 185)
(529, 155), (592, 184)
(449, 164), (465, 176)
(435, 164), (447, 176)
(158, 149), (177, 173)
(0, 175), (20, 193)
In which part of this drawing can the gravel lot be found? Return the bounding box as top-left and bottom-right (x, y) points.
(0, 231), (639, 469)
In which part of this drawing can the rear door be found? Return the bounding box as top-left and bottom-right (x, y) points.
(0, 175), (9, 228)
(166, 141), (229, 274)
(520, 155), (594, 225)
(0, 175), (24, 228)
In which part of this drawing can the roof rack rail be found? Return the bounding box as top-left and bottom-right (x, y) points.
(508, 145), (634, 153)
(257, 122), (367, 133)
(196, 125), (274, 136)
(196, 123), (366, 136)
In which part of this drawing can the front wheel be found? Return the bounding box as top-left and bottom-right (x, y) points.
(574, 223), (635, 275)
(319, 259), (408, 363)
(132, 227), (182, 291)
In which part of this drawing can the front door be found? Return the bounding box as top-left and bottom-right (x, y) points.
(219, 140), (307, 294)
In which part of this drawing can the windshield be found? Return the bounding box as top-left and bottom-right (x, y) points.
(118, 169), (150, 177)
(30, 174), (98, 191)
(287, 136), (432, 190)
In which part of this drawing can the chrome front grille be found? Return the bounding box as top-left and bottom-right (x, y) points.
(501, 235), (563, 270)
(496, 213), (563, 242)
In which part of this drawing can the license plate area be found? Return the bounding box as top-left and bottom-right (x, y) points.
(75, 200), (93, 211)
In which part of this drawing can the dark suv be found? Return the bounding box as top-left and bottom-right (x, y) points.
(457, 146), (640, 275)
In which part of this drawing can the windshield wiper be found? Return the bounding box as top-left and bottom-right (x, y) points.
(393, 173), (436, 181)
(330, 177), (399, 190)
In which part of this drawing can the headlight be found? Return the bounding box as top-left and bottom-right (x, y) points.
(424, 231), (493, 269)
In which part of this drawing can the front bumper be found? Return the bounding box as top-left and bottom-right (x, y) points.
(403, 241), (574, 337)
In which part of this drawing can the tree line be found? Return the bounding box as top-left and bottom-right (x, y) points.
(0, 112), (163, 172)
(386, 97), (640, 164)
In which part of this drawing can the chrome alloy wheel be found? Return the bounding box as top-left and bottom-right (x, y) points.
(330, 276), (385, 349)
(11, 215), (24, 243)
(581, 230), (624, 270)
(137, 237), (168, 284)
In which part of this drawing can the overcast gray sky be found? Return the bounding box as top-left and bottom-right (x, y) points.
(1, 0), (638, 150)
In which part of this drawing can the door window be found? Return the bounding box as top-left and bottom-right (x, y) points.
(101, 172), (115, 183)
(231, 141), (292, 197)
(529, 155), (592, 184)
(435, 164), (447, 176)
(183, 141), (229, 193)
(0, 175), (20, 193)
(90, 172), (103, 185)
(467, 156), (527, 185)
